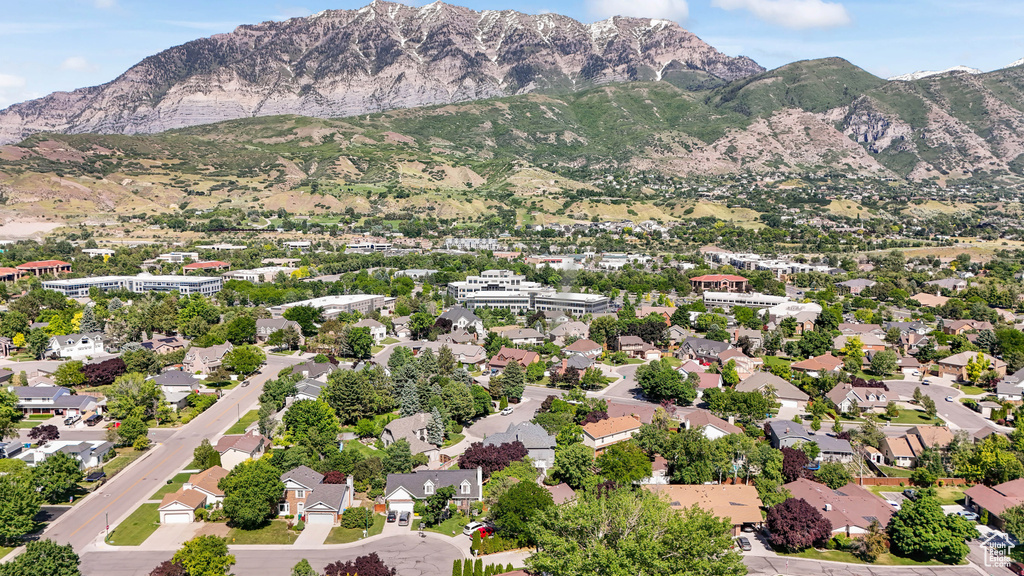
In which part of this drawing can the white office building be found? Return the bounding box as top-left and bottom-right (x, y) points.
(43, 274), (222, 297)
(702, 291), (790, 309)
(222, 266), (298, 284)
(447, 270), (547, 300)
(450, 270), (609, 314)
(267, 294), (395, 319)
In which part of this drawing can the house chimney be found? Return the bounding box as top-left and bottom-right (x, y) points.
(728, 416), (735, 425)
(476, 466), (483, 495)
(825, 504), (832, 511)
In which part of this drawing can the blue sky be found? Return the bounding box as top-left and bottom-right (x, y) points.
(1, 0), (1022, 108)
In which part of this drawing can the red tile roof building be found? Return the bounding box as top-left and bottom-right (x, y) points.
(17, 260), (71, 276)
(689, 274), (748, 293)
(183, 261), (230, 273)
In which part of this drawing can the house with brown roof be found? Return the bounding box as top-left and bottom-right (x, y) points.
(909, 425), (954, 449)
(504, 328), (546, 347)
(935, 352), (1007, 381)
(682, 409), (743, 440)
(606, 401), (657, 424)
(644, 484), (763, 535)
(717, 349), (762, 378)
(911, 293), (949, 307)
(637, 306), (676, 324)
(943, 319), (994, 336)
(159, 488), (208, 524)
(834, 333), (887, 352)
(550, 322), (590, 346)
(582, 416), (642, 451)
(562, 338), (603, 359)
(182, 465), (228, 506)
(881, 434), (924, 468)
(183, 343), (234, 374)
(140, 335), (189, 354)
(735, 372), (809, 409)
(488, 347), (540, 372)
(965, 478), (1024, 530)
(791, 353), (844, 377)
(381, 413), (440, 462)
(827, 382), (890, 414)
(16, 260), (71, 276)
(615, 335), (646, 358)
(215, 430), (267, 470)
(784, 478), (894, 535)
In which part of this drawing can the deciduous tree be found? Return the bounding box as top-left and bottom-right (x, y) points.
(766, 498), (833, 551)
(0, 539), (80, 576)
(32, 452), (83, 503)
(171, 536), (235, 576)
(596, 441), (653, 485)
(887, 495), (975, 564)
(219, 460), (285, 530)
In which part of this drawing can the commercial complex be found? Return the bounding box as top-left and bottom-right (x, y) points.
(222, 266), (298, 283)
(43, 274), (222, 297)
(702, 291), (790, 309)
(267, 294), (395, 319)
(448, 269), (609, 315)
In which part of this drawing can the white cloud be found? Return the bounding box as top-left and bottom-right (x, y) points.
(0, 74), (35, 109)
(94, 0), (117, 8)
(587, 0), (689, 22)
(711, 0), (851, 30)
(61, 56), (98, 73)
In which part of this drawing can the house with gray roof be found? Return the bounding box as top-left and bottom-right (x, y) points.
(735, 372), (809, 409)
(438, 307), (484, 334)
(766, 420), (853, 462)
(997, 368), (1024, 401)
(293, 379), (325, 402)
(483, 422), (557, 469)
(385, 467), (483, 515)
(289, 361), (338, 382)
(256, 318), (304, 345)
(279, 465), (353, 525)
(550, 321), (589, 345)
(183, 343), (234, 374)
(12, 386), (99, 417)
(380, 413), (439, 462)
(676, 337), (733, 364)
(836, 278), (876, 295)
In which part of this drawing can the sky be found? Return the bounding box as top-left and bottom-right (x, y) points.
(1, 0), (1023, 108)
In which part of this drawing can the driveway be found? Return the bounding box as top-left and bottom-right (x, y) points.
(139, 523), (201, 551)
(293, 523), (332, 547)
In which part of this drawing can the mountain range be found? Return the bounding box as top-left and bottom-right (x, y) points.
(0, 0), (761, 145)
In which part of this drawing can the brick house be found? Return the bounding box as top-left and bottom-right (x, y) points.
(279, 465), (354, 525)
(215, 430), (267, 470)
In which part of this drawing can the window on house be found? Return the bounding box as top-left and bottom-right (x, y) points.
(279, 503), (289, 514)
(461, 481), (470, 495)
(424, 482), (434, 495)
(295, 490), (305, 498)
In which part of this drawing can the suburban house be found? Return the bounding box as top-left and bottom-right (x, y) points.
(644, 484), (763, 535)
(352, 319), (387, 344)
(827, 382), (890, 414)
(732, 328), (763, 351)
(694, 372), (723, 398)
(615, 335), (646, 357)
(668, 325), (689, 344)
(183, 343), (234, 374)
(140, 335), (189, 354)
(550, 322), (589, 345)
(419, 342), (488, 371)
(836, 279), (877, 295)
(606, 402), (657, 425)
(16, 440), (112, 469)
(943, 319), (993, 336)
(391, 316), (411, 338)
(997, 368), (1024, 400)
(676, 337), (733, 364)
(437, 329), (477, 345)
(689, 274), (749, 293)
(504, 328), (546, 347)
(637, 306), (676, 324)
(384, 468), (483, 514)
(215, 430), (268, 470)
(483, 422), (557, 470)
(562, 338), (603, 359)
(925, 278), (967, 292)
(46, 333), (105, 360)
(682, 409), (743, 440)
(182, 465), (228, 507)
(555, 354), (596, 376)
(582, 416), (643, 451)
(834, 333), (887, 352)
(791, 353), (844, 377)
(152, 371), (201, 410)
(255, 318), (304, 345)
(12, 386), (99, 417)
(717, 349), (762, 378)
(159, 489), (208, 524)
(784, 478), (894, 535)
(292, 379), (325, 402)
(935, 352), (1007, 381)
(735, 372), (809, 410)
(766, 420), (813, 448)
(279, 465), (354, 525)
(488, 347), (540, 372)
(881, 435), (924, 468)
(380, 413), (439, 462)
(438, 307), (484, 334)
(965, 479), (1024, 530)
(289, 361), (338, 383)
(911, 293), (949, 307)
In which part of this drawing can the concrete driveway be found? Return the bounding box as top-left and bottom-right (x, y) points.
(139, 523), (201, 551)
(293, 522), (332, 547)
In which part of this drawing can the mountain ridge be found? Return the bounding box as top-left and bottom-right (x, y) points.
(0, 0), (762, 145)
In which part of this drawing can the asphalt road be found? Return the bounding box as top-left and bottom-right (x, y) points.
(81, 535), (463, 576)
(743, 556), (980, 576)
(42, 354), (305, 552)
(885, 377), (1006, 433)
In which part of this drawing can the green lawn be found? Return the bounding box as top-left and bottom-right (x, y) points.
(874, 465), (914, 478)
(866, 484), (966, 505)
(150, 473), (193, 500)
(0, 547), (13, 559)
(956, 384), (987, 396)
(225, 410), (259, 435)
(869, 410), (941, 426)
(104, 449), (147, 478)
(16, 420), (42, 428)
(414, 514), (469, 537)
(763, 356), (793, 370)
(342, 440), (381, 458)
(325, 514), (385, 544)
(662, 357), (682, 368)
(371, 346), (385, 355)
(780, 548), (947, 566)
(27, 414), (52, 420)
(108, 503), (160, 546)
(443, 433), (465, 448)
(382, 338), (400, 345)
(226, 521), (298, 545)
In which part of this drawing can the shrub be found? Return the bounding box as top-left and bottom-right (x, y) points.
(194, 508), (208, 522)
(341, 507), (373, 529)
(294, 519), (304, 532)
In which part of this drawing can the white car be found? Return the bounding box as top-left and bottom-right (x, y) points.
(463, 521), (485, 536)
(500, 407), (514, 416)
(886, 500), (901, 510)
(945, 396), (954, 402)
(911, 370), (921, 377)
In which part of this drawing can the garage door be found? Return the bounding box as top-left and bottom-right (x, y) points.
(778, 400), (797, 408)
(389, 501), (414, 514)
(162, 513), (192, 524)
(306, 513), (335, 525)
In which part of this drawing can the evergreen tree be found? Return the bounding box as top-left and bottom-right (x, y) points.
(79, 306), (101, 334)
(452, 560), (461, 576)
(399, 381), (421, 417)
(502, 360), (526, 401)
(474, 559), (483, 576)
(438, 346), (456, 376)
(463, 557), (473, 576)
(428, 407), (445, 446)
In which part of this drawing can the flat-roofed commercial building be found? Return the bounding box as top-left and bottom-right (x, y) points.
(43, 274), (222, 297)
(267, 294), (395, 319)
(222, 266), (298, 284)
(702, 291), (789, 309)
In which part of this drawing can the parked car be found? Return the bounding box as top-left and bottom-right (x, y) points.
(500, 407), (513, 416)
(398, 512), (410, 526)
(387, 510), (397, 523)
(85, 414), (102, 427)
(912, 370), (921, 376)
(903, 489), (918, 501)
(736, 537), (751, 552)
(64, 414), (81, 426)
(476, 526), (495, 538)
(1009, 561), (1024, 576)
(886, 500), (901, 510)
(956, 510), (979, 522)
(945, 396), (954, 402)
(463, 521), (485, 535)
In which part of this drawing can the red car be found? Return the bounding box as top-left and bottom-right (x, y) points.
(476, 526), (495, 538)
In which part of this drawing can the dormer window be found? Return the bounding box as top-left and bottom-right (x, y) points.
(424, 481), (434, 495)
(460, 480), (471, 495)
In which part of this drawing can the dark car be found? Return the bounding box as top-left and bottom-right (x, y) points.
(386, 510), (397, 523)
(903, 489), (918, 501)
(85, 414), (102, 427)
(398, 511), (410, 526)
(1009, 561), (1024, 576)
(736, 537), (751, 552)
